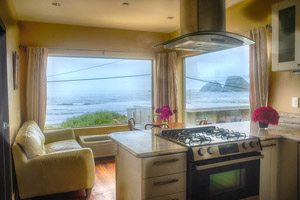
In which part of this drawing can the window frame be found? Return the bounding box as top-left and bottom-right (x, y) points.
(46, 49), (154, 130)
(182, 48), (250, 126)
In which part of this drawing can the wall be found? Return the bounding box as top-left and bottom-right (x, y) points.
(0, 0), (21, 199)
(227, 0), (300, 114)
(19, 21), (168, 55)
(0, 0), (22, 143)
(19, 21), (170, 131)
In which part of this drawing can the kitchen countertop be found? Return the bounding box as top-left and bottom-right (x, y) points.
(110, 121), (300, 158)
(213, 121), (300, 142)
(110, 130), (187, 158)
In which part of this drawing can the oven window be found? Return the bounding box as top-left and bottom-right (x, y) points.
(210, 169), (245, 195)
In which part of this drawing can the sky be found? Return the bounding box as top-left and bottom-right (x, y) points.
(47, 57), (152, 97)
(47, 45), (249, 98)
(185, 46), (250, 90)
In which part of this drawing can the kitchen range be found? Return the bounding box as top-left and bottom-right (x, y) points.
(159, 126), (262, 200)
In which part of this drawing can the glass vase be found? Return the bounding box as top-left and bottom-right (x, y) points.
(259, 122), (269, 129)
(161, 119), (169, 128)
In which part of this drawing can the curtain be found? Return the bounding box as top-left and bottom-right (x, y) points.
(167, 52), (178, 122)
(154, 53), (168, 108)
(154, 52), (178, 122)
(26, 47), (48, 130)
(249, 27), (269, 117)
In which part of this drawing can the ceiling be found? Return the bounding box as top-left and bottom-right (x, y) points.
(12, 0), (245, 33)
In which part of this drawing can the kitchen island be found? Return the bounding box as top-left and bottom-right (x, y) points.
(110, 130), (187, 200)
(111, 122), (300, 200)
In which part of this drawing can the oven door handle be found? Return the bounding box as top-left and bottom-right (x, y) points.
(195, 155), (263, 171)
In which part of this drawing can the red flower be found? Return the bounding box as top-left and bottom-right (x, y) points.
(252, 106), (280, 125)
(156, 105), (174, 121)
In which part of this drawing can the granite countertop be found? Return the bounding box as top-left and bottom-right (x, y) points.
(110, 130), (187, 158)
(214, 121), (300, 142)
(110, 122), (300, 158)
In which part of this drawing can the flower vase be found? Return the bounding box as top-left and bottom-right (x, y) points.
(259, 122), (269, 129)
(161, 119), (169, 128)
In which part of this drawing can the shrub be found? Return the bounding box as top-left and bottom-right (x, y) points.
(60, 111), (127, 128)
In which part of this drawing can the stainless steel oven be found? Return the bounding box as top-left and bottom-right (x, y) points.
(159, 126), (262, 200)
(188, 152), (261, 200)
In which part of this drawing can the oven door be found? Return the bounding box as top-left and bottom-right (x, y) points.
(188, 154), (261, 200)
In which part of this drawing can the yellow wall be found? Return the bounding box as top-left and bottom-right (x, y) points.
(19, 21), (168, 55)
(0, 0), (21, 199)
(17, 0), (300, 132)
(227, 0), (300, 114)
(19, 21), (170, 132)
(0, 0), (22, 142)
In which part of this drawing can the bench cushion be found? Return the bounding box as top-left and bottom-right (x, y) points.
(45, 139), (82, 154)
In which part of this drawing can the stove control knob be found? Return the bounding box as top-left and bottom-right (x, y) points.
(242, 142), (247, 149)
(249, 141), (257, 148)
(198, 148), (204, 156)
(207, 147), (214, 155)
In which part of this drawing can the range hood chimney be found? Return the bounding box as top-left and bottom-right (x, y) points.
(156, 0), (254, 53)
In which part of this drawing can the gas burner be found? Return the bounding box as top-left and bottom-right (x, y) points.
(205, 127), (247, 140)
(186, 133), (212, 146)
(160, 126), (250, 147)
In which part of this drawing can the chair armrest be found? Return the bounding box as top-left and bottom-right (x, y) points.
(44, 129), (75, 144)
(20, 148), (95, 197)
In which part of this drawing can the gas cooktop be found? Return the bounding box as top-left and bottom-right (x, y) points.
(160, 126), (254, 146)
(159, 126), (261, 161)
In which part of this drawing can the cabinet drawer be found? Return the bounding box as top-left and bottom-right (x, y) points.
(142, 153), (186, 178)
(143, 172), (186, 199)
(147, 192), (186, 200)
(261, 139), (278, 149)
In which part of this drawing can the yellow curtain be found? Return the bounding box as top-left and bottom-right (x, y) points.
(26, 47), (48, 130)
(249, 27), (269, 116)
(154, 52), (178, 122)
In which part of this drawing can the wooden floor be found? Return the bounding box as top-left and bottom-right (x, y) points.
(28, 157), (116, 200)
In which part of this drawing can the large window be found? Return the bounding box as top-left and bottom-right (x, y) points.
(185, 46), (250, 126)
(46, 56), (152, 129)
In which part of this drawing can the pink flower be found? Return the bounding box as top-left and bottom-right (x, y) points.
(156, 105), (174, 121)
(252, 106), (279, 125)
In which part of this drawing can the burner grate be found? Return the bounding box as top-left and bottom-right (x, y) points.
(160, 126), (248, 147)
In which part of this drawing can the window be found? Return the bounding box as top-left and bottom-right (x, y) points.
(46, 56), (152, 129)
(184, 46), (250, 126)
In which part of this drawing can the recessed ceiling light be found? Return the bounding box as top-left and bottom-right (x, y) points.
(167, 16), (174, 20)
(122, 2), (130, 6)
(52, 2), (61, 6)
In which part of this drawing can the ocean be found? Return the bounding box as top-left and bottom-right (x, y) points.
(46, 90), (249, 125)
(46, 90), (152, 125)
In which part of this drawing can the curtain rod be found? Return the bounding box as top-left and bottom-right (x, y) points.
(18, 45), (155, 55)
(237, 23), (272, 35)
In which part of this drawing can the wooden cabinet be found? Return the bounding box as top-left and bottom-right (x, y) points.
(272, 0), (300, 71)
(116, 146), (186, 200)
(278, 138), (298, 200)
(259, 139), (279, 200)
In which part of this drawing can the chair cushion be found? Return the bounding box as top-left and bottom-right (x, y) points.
(45, 139), (82, 154)
(15, 120), (46, 159)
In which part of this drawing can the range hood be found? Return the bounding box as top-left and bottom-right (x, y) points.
(156, 0), (254, 53)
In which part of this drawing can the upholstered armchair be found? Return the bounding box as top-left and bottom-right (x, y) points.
(12, 120), (95, 199)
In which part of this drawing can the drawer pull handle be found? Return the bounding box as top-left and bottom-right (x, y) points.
(153, 159), (179, 165)
(153, 179), (179, 186)
(261, 144), (276, 148)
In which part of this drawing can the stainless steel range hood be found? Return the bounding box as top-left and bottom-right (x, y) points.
(156, 0), (254, 53)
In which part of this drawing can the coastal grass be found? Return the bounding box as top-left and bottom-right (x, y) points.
(57, 111), (127, 128)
